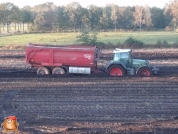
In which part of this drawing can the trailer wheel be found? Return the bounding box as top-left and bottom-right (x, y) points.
(108, 65), (125, 77)
(52, 67), (65, 75)
(37, 67), (50, 75)
(137, 67), (152, 77)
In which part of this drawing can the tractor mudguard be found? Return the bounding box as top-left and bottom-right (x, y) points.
(106, 61), (127, 70)
(136, 65), (159, 75)
(136, 66), (149, 74)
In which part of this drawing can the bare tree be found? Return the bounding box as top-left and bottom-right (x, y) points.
(111, 4), (119, 32)
(170, 0), (178, 30)
(133, 6), (143, 30)
(143, 5), (152, 29)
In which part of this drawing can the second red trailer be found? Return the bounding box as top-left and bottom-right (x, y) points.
(26, 43), (99, 75)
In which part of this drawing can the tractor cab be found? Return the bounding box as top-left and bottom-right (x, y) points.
(113, 49), (132, 68)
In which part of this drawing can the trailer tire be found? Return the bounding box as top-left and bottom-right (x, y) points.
(137, 66), (153, 77)
(52, 67), (65, 75)
(37, 67), (50, 75)
(108, 65), (126, 77)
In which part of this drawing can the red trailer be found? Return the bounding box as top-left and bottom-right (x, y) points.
(26, 43), (99, 75)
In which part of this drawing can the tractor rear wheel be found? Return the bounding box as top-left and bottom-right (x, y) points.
(37, 67), (50, 75)
(108, 65), (126, 77)
(137, 66), (152, 77)
(52, 67), (65, 75)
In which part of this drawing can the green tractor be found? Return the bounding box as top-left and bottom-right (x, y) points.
(106, 48), (159, 77)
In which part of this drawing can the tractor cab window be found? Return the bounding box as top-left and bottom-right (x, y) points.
(113, 52), (130, 61)
(113, 53), (120, 61)
(120, 52), (129, 59)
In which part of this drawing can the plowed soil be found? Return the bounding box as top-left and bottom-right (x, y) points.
(0, 48), (178, 134)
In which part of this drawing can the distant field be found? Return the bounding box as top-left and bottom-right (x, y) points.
(0, 31), (178, 47)
(0, 33), (77, 46)
(99, 31), (178, 45)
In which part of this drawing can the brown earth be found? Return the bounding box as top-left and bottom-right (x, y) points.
(0, 48), (178, 134)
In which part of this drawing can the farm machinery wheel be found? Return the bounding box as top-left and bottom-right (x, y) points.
(37, 67), (50, 75)
(137, 66), (153, 77)
(52, 67), (65, 75)
(108, 65), (126, 77)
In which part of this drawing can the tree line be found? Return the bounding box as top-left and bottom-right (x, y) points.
(0, 0), (178, 33)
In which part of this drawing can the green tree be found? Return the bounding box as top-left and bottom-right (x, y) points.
(77, 29), (99, 45)
(10, 5), (20, 31)
(99, 9), (109, 30)
(117, 6), (134, 29)
(0, 5), (4, 33)
(65, 2), (83, 32)
(32, 13), (46, 32)
(20, 10), (31, 31)
(85, 5), (102, 30)
(0, 2), (15, 33)
(151, 7), (165, 29)
(30, 2), (57, 32)
(56, 6), (69, 31)
(31, 2), (56, 13)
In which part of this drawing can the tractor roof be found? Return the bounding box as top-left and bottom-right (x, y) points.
(113, 48), (131, 53)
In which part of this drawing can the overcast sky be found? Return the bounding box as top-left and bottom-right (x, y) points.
(0, 0), (171, 8)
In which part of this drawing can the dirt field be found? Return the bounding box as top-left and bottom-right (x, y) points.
(0, 48), (178, 134)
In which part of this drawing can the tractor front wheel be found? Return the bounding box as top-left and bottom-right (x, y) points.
(137, 67), (152, 77)
(108, 65), (126, 77)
